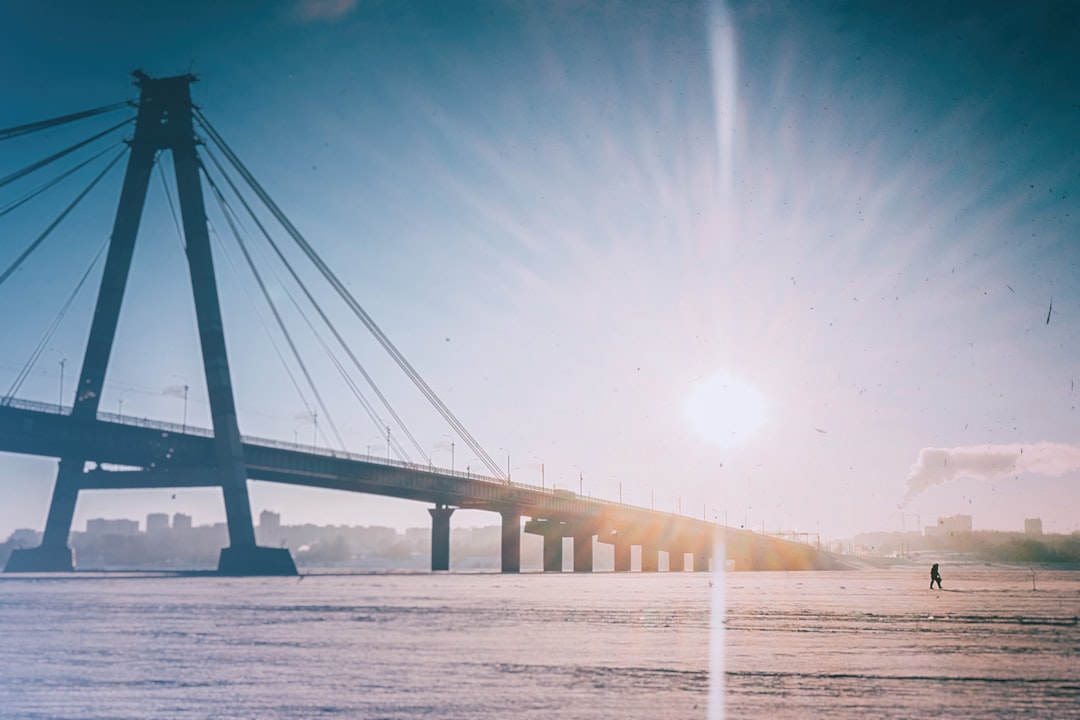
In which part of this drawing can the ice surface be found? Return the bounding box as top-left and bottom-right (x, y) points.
(0, 566), (1077, 718)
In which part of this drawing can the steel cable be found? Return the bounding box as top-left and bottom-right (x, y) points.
(0, 101), (131, 142)
(198, 143), (428, 464)
(194, 110), (505, 480)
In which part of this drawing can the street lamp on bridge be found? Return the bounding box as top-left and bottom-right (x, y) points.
(167, 374), (189, 432)
(292, 410), (317, 449)
(499, 447), (511, 483)
(47, 348), (66, 412)
(436, 435), (456, 472)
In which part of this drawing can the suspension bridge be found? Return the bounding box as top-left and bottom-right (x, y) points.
(0, 72), (836, 575)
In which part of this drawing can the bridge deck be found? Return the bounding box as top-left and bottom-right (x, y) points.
(0, 398), (838, 572)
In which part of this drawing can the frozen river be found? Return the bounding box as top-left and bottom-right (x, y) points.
(1, 565), (1077, 718)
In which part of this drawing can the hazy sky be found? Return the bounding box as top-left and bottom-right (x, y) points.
(1, 0), (1078, 542)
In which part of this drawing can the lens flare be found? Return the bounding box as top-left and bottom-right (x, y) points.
(685, 370), (768, 450)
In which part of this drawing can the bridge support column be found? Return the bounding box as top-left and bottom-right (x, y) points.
(217, 545), (296, 575)
(693, 543), (711, 572)
(613, 538), (632, 572)
(428, 505), (454, 571)
(500, 510), (521, 574)
(4, 459), (82, 572)
(640, 544), (659, 572)
(524, 519), (564, 572)
(573, 532), (594, 573)
(543, 529), (564, 572)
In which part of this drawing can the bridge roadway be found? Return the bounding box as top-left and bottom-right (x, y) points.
(0, 398), (838, 573)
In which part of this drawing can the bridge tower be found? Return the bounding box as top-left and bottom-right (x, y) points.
(5, 73), (296, 575)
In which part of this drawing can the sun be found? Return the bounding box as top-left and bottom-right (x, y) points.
(684, 371), (769, 449)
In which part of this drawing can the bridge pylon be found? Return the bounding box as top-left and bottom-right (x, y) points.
(4, 72), (296, 575)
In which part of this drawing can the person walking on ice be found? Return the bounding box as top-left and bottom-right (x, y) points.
(930, 563), (943, 590)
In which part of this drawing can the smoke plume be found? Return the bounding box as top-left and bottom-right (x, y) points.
(903, 442), (1080, 503)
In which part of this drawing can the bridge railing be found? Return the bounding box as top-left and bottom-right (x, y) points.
(237, 432), (650, 514)
(0, 399), (834, 549)
(1, 395), (710, 523)
(0, 396), (221, 438)
(0, 396), (68, 414)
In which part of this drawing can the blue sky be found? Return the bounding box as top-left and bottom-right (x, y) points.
(1, 0), (1078, 541)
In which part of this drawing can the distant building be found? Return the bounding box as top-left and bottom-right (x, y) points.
(259, 510), (281, 531)
(86, 518), (140, 536)
(926, 514), (972, 537)
(8, 528), (41, 547)
(853, 530), (925, 556)
(405, 526), (428, 548)
(1024, 518), (1043, 535)
(172, 512), (193, 531)
(146, 513), (170, 532)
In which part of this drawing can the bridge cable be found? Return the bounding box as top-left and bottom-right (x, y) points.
(205, 160), (411, 460)
(151, 151), (319, 436)
(201, 143), (424, 462)
(0, 148), (127, 289)
(202, 147), (415, 461)
(152, 149), (319, 440)
(203, 212), (323, 444)
(0, 140), (126, 219)
(154, 153), (186, 253)
(202, 164), (349, 452)
(4, 240), (109, 401)
(198, 144), (426, 463)
(274, 275), (414, 461)
(0, 117), (133, 190)
(199, 116), (494, 475)
(0, 101), (131, 142)
(305, 318), (413, 461)
(194, 110), (505, 480)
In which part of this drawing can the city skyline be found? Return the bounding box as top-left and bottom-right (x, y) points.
(2, 1), (1079, 543)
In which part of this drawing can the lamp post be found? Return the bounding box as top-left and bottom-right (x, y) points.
(531, 456), (545, 490)
(58, 356), (65, 411)
(439, 435), (456, 472)
(171, 374), (188, 432)
(499, 448), (511, 483)
(366, 435), (384, 456)
(293, 410), (315, 447)
(47, 348), (66, 412)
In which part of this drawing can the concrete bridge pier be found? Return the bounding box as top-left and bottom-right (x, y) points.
(693, 539), (712, 572)
(500, 510), (521, 573)
(613, 538), (632, 572)
(524, 519), (564, 572)
(640, 543), (659, 572)
(428, 505), (454, 571)
(572, 531), (594, 572)
(597, 530), (632, 572)
(4, 459), (81, 572)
